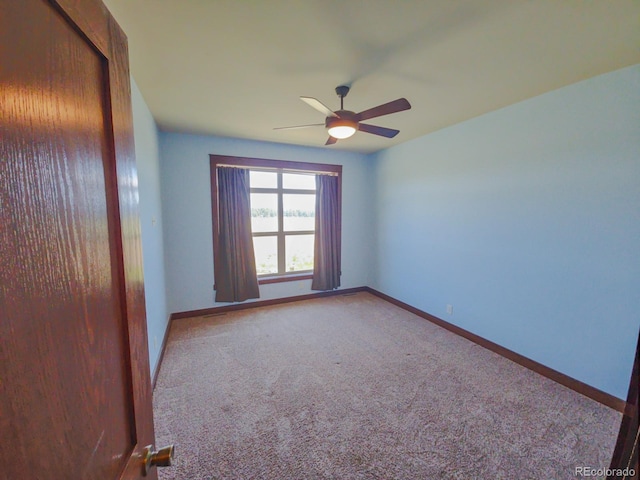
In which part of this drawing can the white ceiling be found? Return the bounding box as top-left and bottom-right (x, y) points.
(102, 0), (640, 154)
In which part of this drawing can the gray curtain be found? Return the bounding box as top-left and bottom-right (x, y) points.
(312, 174), (341, 291)
(214, 167), (260, 302)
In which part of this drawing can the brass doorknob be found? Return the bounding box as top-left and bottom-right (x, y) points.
(142, 444), (175, 476)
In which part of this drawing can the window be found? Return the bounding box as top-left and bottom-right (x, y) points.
(250, 169), (316, 276)
(210, 155), (341, 285)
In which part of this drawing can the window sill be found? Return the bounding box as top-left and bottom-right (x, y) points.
(258, 273), (313, 285)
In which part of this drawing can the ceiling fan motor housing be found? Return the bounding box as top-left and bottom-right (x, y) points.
(325, 110), (358, 129)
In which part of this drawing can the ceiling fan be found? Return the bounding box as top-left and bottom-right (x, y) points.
(275, 85), (411, 145)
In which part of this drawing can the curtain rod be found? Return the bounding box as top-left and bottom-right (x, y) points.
(216, 164), (339, 176)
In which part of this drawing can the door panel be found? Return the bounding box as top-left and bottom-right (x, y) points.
(0, 1), (155, 479)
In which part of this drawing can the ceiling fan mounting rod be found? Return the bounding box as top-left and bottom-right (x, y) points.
(335, 85), (349, 110)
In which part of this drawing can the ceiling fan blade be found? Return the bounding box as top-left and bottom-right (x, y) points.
(273, 123), (324, 130)
(358, 123), (400, 138)
(301, 97), (339, 118)
(325, 136), (338, 145)
(356, 98), (411, 122)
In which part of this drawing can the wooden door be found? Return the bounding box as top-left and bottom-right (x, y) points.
(0, 1), (156, 479)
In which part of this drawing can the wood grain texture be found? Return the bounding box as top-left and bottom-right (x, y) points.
(609, 331), (639, 476)
(102, 10), (158, 480)
(1, 1), (155, 479)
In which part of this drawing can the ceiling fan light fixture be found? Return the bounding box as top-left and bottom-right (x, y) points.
(327, 125), (356, 139)
(326, 118), (357, 139)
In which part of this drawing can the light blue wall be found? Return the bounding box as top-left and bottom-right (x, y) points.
(159, 133), (375, 315)
(372, 65), (640, 399)
(133, 64), (638, 399)
(131, 78), (169, 377)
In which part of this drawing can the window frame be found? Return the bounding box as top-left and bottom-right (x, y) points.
(210, 155), (342, 285)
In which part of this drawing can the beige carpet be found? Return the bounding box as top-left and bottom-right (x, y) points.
(153, 292), (621, 479)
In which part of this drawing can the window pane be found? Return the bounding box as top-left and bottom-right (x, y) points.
(250, 170), (277, 188)
(286, 234), (314, 272)
(283, 194), (315, 231)
(250, 193), (278, 232)
(253, 236), (278, 274)
(283, 173), (315, 190)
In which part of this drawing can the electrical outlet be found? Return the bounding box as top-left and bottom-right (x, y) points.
(446, 304), (453, 315)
